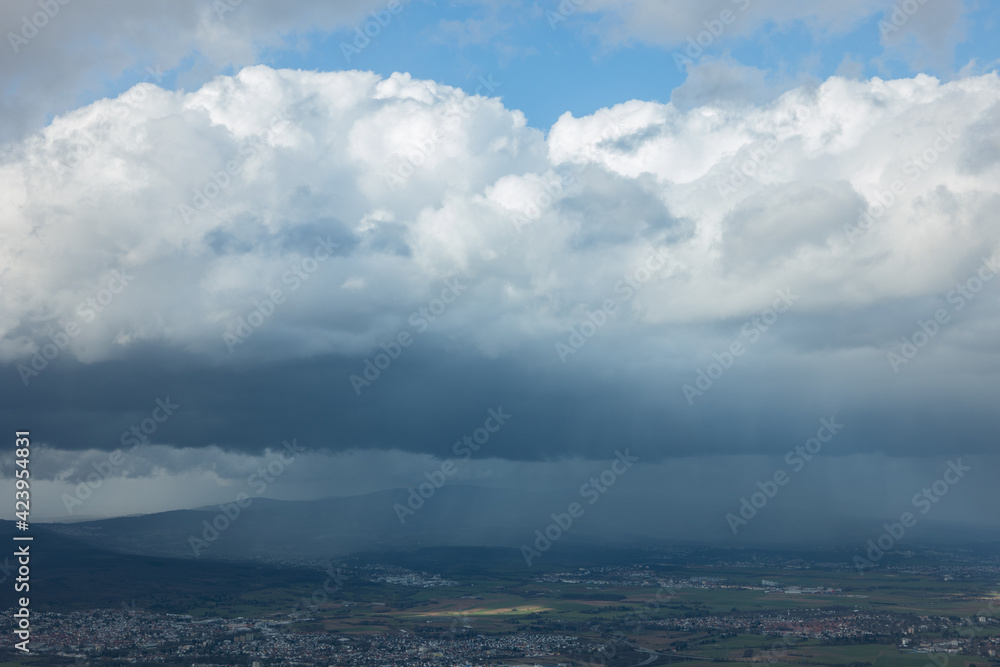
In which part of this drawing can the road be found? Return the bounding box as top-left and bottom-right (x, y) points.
(590, 625), (713, 667)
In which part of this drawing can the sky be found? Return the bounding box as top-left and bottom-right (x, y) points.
(0, 0), (998, 544)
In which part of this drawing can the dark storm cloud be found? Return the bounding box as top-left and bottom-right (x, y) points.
(3, 311), (998, 469)
(0, 55), (998, 539)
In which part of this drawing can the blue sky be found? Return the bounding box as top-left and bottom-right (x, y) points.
(87, 0), (1000, 131)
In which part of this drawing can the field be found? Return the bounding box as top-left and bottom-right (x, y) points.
(14, 539), (1000, 666)
(220, 555), (998, 666)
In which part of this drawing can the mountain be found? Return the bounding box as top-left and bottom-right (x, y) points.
(0, 520), (319, 613)
(44, 485), (563, 560)
(40, 484), (1000, 563)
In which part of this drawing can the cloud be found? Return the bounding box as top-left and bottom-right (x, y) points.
(0, 0), (411, 143)
(575, 0), (969, 68)
(429, 16), (512, 48)
(669, 56), (807, 111)
(876, 0), (969, 69)
(0, 66), (998, 470)
(17, 441), (1000, 541)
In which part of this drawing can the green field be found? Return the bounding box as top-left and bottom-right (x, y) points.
(14, 542), (999, 667)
